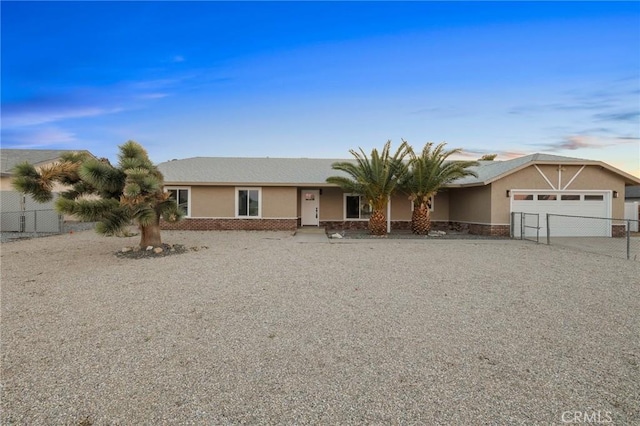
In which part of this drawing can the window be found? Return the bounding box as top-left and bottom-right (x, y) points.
(345, 194), (371, 220)
(584, 194), (604, 201)
(237, 188), (261, 217)
(561, 194), (580, 201)
(537, 194), (557, 201)
(514, 194), (534, 201)
(166, 187), (190, 216)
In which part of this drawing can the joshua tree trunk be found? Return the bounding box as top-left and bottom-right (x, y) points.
(368, 209), (387, 236)
(411, 203), (431, 235)
(139, 215), (162, 248)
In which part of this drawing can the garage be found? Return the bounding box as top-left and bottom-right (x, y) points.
(511, 190), (611, 237)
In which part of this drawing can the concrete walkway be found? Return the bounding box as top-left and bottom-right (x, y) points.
(293, 227), (329, 242)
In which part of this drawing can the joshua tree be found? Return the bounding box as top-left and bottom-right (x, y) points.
(327, 140), (409, 236)
(402, 142), (478, 235)
(12, 140), (183, 248)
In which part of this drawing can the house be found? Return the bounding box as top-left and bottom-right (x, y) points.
(0, 149), (94, 232)
(157, 153), (640, 237)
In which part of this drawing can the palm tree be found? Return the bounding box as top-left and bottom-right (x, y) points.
(402, 142), (479, 235)
(327, 140), (409, 235)
(12, 140), (183, 248)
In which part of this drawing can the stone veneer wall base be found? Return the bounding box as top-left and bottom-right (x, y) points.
(161, 218), (298, 231)
(163, 218), (514, 236)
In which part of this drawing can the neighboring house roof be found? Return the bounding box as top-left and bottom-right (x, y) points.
(158, 153), (640, 187)
(625, 186), (640, 200)
(0, 149), (92, 177)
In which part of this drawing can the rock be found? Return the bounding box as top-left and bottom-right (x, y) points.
(121, 247), (132, 253)
(146, 246), (154, 251)
(153, 247), (163, 254)
(331, 233), (343, 239)
(428, 230), (447, 237)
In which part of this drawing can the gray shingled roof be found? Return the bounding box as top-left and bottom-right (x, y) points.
(159, 152), (632, 187)
(0, 149), (89, 176)
(158, 157), (355, 185)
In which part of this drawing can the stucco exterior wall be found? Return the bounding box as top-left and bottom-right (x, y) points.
(190, 186), (235, 217)
(390, 192), (411, 221)
(1, 177), (14, 191)
(189, 186), (297, 218)
(431, 190), (450, 221)
(562, 166), (626, 218)
(319, 187), (344, 221)
(321, 189), (426, 222)
(262, 187), (297, 218)
(448, 185), (492, 224)
(490, 165), (628, 223)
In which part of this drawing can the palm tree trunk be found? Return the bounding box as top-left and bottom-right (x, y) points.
(411, 203), (431, 235)
(368, 209), (387, 236)
(139, 215), (162, 248)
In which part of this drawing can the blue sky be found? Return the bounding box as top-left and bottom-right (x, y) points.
(2, 1), (639, 176)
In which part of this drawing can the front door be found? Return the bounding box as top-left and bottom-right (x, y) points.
(301, 190), (320, 226)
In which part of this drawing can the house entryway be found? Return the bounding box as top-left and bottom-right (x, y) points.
(300, 189), (320, 226)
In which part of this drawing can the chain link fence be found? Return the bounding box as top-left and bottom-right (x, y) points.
(0, 210), (97, 243)
(511, 212), (639, 261)
(546, 214), (639, 261)
(511, 212), (541, 243)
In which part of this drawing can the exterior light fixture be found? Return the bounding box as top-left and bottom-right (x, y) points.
(613, 191), (618, 198)
(506, 190), (511, 198)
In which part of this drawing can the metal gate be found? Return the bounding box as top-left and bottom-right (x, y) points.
(511, 212), (540, 243)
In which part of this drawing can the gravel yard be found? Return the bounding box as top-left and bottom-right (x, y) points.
(1, 230), (639, 424)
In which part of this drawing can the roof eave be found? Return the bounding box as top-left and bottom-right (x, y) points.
(163, 181), (341, 187)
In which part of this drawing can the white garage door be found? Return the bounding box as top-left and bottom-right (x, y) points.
(511, 191), (610, 237)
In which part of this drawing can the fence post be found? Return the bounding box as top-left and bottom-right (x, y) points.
(627, 220), (631, 260)
(510, 212), (514, 239)
(34, 210), (38, 232)
(546, 214), (551, 245)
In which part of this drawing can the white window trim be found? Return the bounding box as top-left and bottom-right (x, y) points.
(343, 193), (371, 221)
(165, 186), (191, 217)
(410, 195), (434, 213)
(236, 187), (262, 218)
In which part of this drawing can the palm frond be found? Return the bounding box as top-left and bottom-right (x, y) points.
(325, 176), (364, 194)
(326, 140), (409, 213)
(401, 142), (479, 206)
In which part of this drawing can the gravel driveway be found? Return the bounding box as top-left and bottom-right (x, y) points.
(1, 230), (638, 425)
